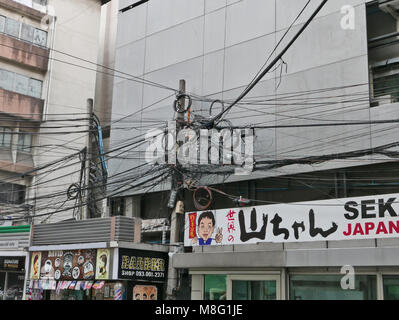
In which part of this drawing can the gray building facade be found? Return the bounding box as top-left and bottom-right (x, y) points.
(109, 0), (399, 299)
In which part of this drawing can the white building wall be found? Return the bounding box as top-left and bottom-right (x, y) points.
(34, 0), (102, 223)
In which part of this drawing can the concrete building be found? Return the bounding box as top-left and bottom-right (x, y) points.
(108, 0), (399, 300)
(0, 0), (110, 226)
(0, 0), (109, 300)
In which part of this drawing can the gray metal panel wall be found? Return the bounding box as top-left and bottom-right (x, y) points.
(32, 217), (139, 246)
(0, 232), (30, 248)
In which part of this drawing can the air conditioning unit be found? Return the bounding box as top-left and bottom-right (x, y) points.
(379, 0), (399, 18)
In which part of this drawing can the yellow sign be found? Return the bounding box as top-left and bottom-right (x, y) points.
(30, 252), (41, 280)
(95, 249), (110, 280)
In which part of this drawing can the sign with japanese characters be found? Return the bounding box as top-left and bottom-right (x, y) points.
(184, 193), (399, 246)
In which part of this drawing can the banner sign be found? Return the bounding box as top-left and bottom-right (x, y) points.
(30, 249), (97, 281)
(118, 248), (168, 283)
(184, 193), (399, 246)
(0, 256), (25, 271)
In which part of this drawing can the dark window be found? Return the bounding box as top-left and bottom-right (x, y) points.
(367, 3), (399, 107)
(0, 183), (26, 205)
(0, 128), (12, 148)
(110, 197), (125, 216)
(17, 132), (32, 153)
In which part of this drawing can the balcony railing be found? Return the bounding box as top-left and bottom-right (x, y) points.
(12, 0), (46, 13)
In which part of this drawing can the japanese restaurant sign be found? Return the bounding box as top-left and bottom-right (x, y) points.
(184, 193), (399, 246)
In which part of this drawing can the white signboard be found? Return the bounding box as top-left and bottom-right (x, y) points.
(184, 193), (399, 246)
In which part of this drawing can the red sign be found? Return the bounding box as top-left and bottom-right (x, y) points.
(188, 213), (197, 239)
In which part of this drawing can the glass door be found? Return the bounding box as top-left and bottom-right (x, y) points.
(226, 275), (281, 300)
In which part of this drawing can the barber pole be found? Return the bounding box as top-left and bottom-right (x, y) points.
(114, 288), (122, 300)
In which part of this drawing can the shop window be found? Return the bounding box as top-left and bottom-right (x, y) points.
(204, 275), (226, 300)
(383, 276), (399, 300)
(232, 280), (276, 300)
(0, 128), (12, 148)
(17, 132), (33, 153)
(0, 272), (5, 300)
(3, 272), (24, 300)
(289, 275), (377, 300)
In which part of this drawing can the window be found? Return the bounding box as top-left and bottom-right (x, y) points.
(0, 68), (42, 99)
(232, 280), (276, 300)
(110, 197), (125, 216)
(0, 69), (14, 92)
(33, 28), (47, 47)
(204, 275), (226, 300)
(227, 275), (280, 300)
(0, 16), (5, 33)
(289, 274), (377, 300)
(14, 74), (29, 96)
(0, 183), (26, 205)
(3, 272), (24, 300)
(0, 128), (12, 148)
(28, 78), (42, 98)
(383, 276), (399, 300)
(5, 18), (20, 38)
(0, 272), (5, 300)
(20, 23), (34, 43)
(17, 132), (32, 153)
(0, 15), (47, 47)
(367, 3), (399, 107)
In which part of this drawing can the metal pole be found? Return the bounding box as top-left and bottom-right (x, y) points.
(166, 80), (185, 299)
(83, 98), (94, 220)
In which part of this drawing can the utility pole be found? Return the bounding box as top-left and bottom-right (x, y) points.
(166, 80), (186, 299)
(82, 98), (94, 220)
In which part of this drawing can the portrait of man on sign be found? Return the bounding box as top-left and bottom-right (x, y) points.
(192, 211), (223, 245)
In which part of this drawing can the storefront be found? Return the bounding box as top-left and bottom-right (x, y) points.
(0, 255), (26, 300)
(0, 224), (31, 300)
(117, 248), (168, 300)
(28, 247), (119, 300)
(27, 245), (169, 300)
(175, 192), (399, 300)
